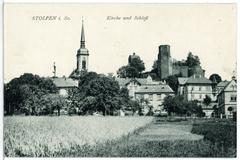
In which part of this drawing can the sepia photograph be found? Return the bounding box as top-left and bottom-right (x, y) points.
(3, 3), (237, 157)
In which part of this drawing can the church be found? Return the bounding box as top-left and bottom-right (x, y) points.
(69, 21), (89, 79)
(51, 20), (89, 96)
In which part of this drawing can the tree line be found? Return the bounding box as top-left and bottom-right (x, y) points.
(4, 72), (143, 116)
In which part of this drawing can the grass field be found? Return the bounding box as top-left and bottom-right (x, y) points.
(4, 116), (236, 157)
(4, 116), (153, 157)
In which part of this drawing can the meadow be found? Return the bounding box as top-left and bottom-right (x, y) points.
(4, 116), (236, 157)
(4, 116), (153, 157)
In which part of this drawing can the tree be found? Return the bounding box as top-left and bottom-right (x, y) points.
(69, 72), (130, 116)
(152, 60), (158, 71)
(4, 73), (57, 115)
(188, 101), (204, 117)
(209, 74), (222, 84)
(203, 95), (212, 106)
(40, 94), (68, 116)
(186, 52), (200, 67)
(117, 53), (145, 78)
(129, 55), (145, 73)
(128, 100), (141, 114)
(117, 65), (139, 78)
(163, 95), (175, 116)
(164, 74), (181, 94)
(163, 95), (204, 117)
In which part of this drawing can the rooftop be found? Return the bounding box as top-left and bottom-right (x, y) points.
(115, 77), (162, 86)
(135, 85), (174, 94)
(185, 77), (212, 84)
(217, 80), (229, 88)
(52, 77), (78, 88)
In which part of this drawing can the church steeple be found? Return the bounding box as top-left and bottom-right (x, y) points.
(80, 19), (85, 48)
(69, 18), (89, 79)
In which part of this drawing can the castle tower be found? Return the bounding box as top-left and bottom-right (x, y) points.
(157, 45), (172, 80)
(76, 20), (89, 72)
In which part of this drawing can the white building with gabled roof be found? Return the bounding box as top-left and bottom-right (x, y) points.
(217, 76), (237, 119)
(177, 75), (213, 102)
(115, 75), (174, 112)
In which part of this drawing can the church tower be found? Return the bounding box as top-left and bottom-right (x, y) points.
(76, 20), (89, 72)
(69, 20), (89, 79)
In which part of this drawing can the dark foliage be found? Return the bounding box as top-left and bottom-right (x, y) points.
(163, 73), (182, 93)
(117, 54), (145, 78)
(4, 73), (57, 115)
(209, 74), (222, 84)
(203, 95), (212, 106)
(191, 120), (236, 152)
(163, 95), (204, 117)
(68, 72), (139, 115)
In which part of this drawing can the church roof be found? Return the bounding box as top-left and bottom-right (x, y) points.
(81, 21), (85, 43)
(52, 77), (78, 88)
(135, 85), (174, 94)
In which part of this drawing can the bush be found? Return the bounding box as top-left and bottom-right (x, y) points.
(191, 120), (236, 151)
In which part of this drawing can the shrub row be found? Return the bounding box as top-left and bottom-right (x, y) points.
(191, 120), (236, 150)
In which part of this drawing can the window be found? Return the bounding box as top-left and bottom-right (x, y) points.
(230, 95), (237, 102)
(231, 85), (237, 91)
(157, 94), (161, 101)
(82, 60), (86, 70)
(199, 87), (201, 91)
(191, 94), (195, 99)
(199, 94), (202, 99)
(149, 94), (153, 101)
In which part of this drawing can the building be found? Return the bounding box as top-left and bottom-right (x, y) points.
(115, 75), (174, 112)
(177, 75), (213, 102)
(178, 75), (215, 117)
(156, 45), (205, 80)
(52, 77), (78, 97)
(217, 77), (237, 119)
(70, 20), (89, 79)
(52, 21), (87, 95)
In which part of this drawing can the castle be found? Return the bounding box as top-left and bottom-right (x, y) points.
(156, 45), (205, 80)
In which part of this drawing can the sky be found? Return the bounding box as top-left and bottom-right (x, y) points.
(4, 3), (237, 83)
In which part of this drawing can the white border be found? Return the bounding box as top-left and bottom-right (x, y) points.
(1, 0), (239, 160)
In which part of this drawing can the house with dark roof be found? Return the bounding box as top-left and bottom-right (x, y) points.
(178, 75), (215, 117)
(52, 77), (78, 97)
(178, 75), (213, 102)
(115, 75), (174, 112)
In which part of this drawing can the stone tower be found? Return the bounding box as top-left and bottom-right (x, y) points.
(157, 45), (172, 80)
(76, 20), (89, 72)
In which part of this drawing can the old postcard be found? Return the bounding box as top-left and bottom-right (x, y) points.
(3, 3), (237, 158)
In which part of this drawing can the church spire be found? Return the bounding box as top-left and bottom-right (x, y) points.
(80, 18), (85, 48)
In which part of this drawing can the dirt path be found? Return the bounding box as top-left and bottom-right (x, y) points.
(129, 119), (203, 142)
